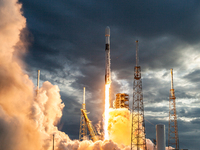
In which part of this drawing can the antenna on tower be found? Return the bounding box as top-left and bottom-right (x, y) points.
(131, 40), (147, 150)
(135, 40), (139, 67)
(168, 69), (179, 149)
(134, 40), (141, 80)
(36, 70), (40, 96)
(170, 69), (174, 96)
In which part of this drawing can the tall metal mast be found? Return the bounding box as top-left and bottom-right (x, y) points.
(79, 87), (87, 141)
(168, 69), (179, 149)
(136, 40), (139, 67)
(131, 40), (147, 150)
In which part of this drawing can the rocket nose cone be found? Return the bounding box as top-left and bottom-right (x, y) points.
(105, 26), (110, 36)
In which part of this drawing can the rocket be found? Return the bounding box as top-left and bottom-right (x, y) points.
(105, 26), (111, 84)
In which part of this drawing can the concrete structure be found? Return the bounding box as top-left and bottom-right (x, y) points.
(156, 124), (166, 150)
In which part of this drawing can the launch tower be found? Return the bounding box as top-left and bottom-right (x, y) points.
(80, 109), (99, 142)
(79, 87), (87, 141)
(131, 40), (147, 150)
(113, 93), (129, 109)
(168, 69), (179, 149)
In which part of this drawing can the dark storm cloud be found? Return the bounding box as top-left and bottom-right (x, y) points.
(176, 120), (199, 149)
(60, 92), (82, 114)
(20, 0), (200, 73)
(184, 69), (200, 83)
(178, 107), (200, 118)
(107, 1), (200, 42)
(18, 0), (200, 149)
(145, 106), (168, 113)
(142, 74), (174, 106)
(58, 92), (82, 139)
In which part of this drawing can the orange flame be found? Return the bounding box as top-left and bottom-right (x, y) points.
(104, 83), (110, 140)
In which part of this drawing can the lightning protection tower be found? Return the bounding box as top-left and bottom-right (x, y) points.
(79, 87), (87, 141)
(131, 40), (147, 150)
(168, 69), (179, 149)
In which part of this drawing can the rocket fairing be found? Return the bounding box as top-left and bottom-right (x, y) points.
(105, 26), (111, 84)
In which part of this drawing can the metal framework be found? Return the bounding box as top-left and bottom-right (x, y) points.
(168, 69), (179, 149)
(79, 111), (87, 141)
(131, 40), (147, 150)
(113, 93), (129, 109)
(81, 109), (99, 142)
(79, 87), (87, 141)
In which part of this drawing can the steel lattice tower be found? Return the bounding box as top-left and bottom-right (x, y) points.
(79, 87), (87, 141)
(168, 69), (179, 149)
(131, 40), (147, 150)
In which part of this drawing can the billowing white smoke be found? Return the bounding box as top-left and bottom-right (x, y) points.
(0, 0), (172, 150)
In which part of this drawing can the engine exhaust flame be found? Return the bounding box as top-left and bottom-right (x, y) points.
(104, 83), (110, 140)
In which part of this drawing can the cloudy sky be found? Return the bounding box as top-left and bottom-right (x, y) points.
(18, 0), (200, 149)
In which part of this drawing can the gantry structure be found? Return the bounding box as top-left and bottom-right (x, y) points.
(79, 87), (98, 142)
(131, 40), (147, 150)
(168, 69), (179, 149)
(81, 109), (99, 142)
(79, 87), (87, 141)
(113, 93), (129, 109)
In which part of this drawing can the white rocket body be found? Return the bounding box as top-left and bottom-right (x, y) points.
(105, 26), (111, 84)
